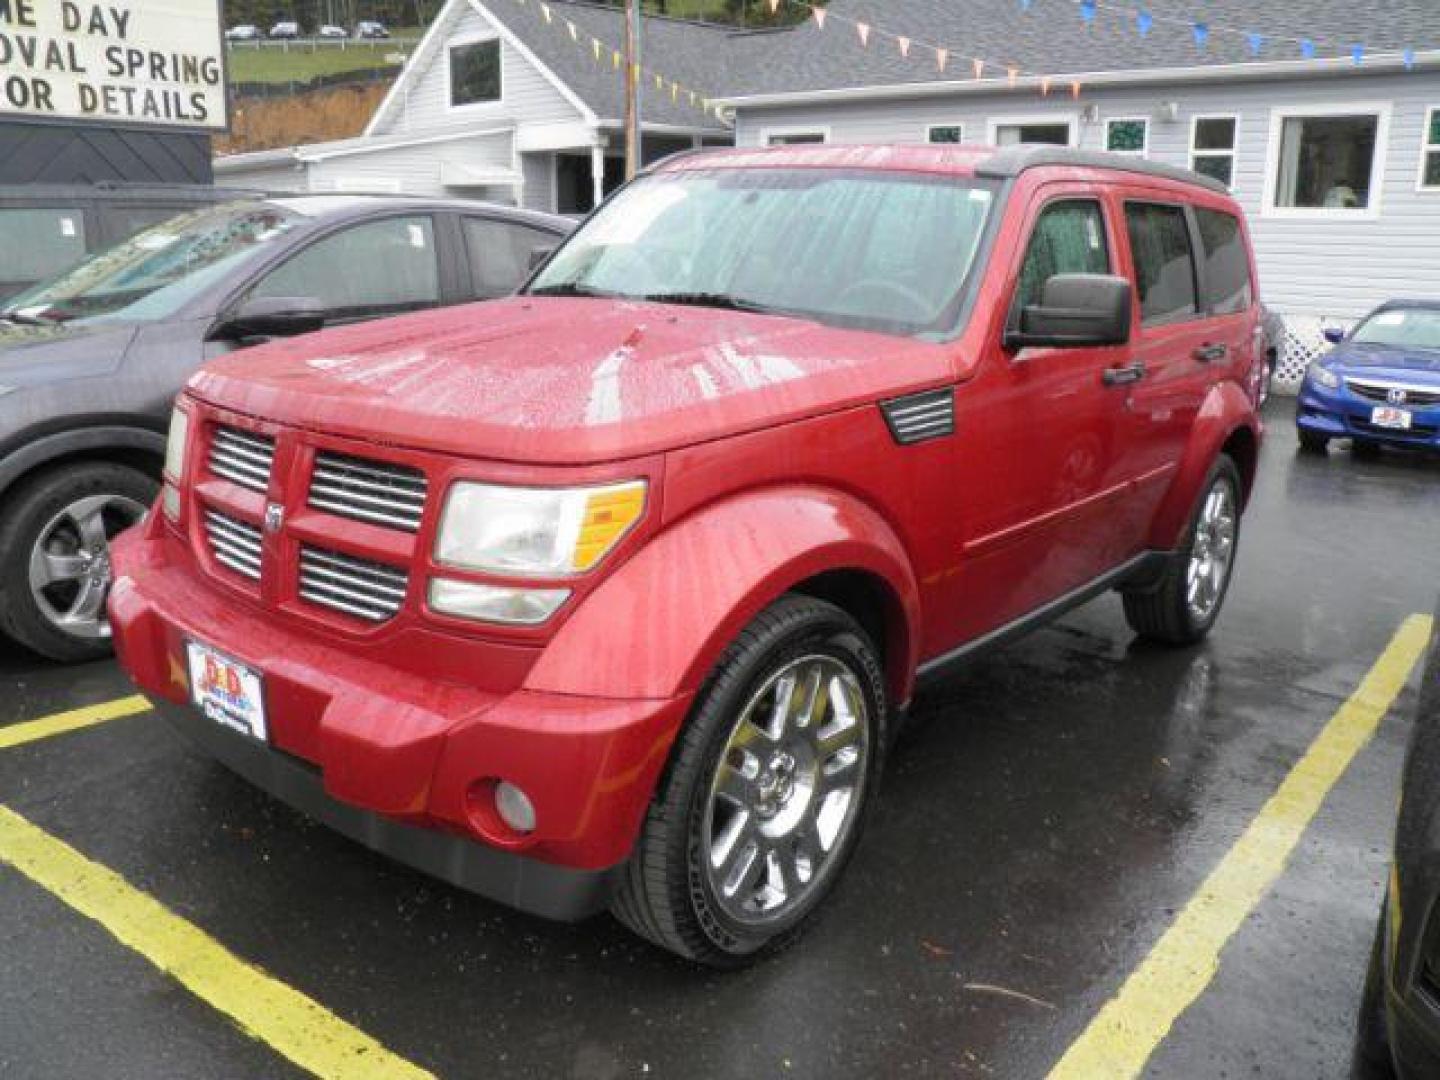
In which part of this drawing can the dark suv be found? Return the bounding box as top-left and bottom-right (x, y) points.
(0, 194), (570, 662)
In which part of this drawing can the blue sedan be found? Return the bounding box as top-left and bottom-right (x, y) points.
(1296, 300), (1440, 455)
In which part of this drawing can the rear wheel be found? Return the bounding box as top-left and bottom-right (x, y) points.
(1298, 430), (1330, 454)
(611, 595), (887, 966)
(1352, 438), (1382, 460)
(0, 463), (155, 662)
(1123, 455), (1241, 646)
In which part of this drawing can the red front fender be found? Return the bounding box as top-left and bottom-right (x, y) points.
(1147, 380), (1262, 550)
(524, 486), (922, 704)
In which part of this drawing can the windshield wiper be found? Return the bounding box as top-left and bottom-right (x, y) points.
(527, 282), (626, 299)
(638, 292), (785, 316)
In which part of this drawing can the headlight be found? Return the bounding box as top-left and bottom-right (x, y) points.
(1307, 363), (1341, 390)
(162, 406), (190, 520)
(435, 480), (646, 576)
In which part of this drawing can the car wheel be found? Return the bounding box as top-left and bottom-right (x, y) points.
(1352, 439), (1382, 460)
(0, 463), (156, 662)
(1123, 455), (1242, 646)
(1298, 430), (1330, 454)
(611, 594), (888, 966)
(1352, 905), (1395, 1078)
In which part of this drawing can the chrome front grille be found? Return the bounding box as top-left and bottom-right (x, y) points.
(209, 426), (276, 493)
(308, 452), (427, 532)
(298, 545), (408, 623)
(204, 509), (263, 580)
(1346, 378), (1440, 407)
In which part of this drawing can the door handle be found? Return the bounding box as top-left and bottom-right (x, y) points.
(1102, 361), (1146, 387)
(1193, 343), (1228, 363)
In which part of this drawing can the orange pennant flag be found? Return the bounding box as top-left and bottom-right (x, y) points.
(936, 47), (949, 71)
(1007, 65), (1018, 86)
(1070, 79), (1082, 98)
(972, 58), (984, 78)
(856, 22), (870, 46)
(897, 35), (911, 57)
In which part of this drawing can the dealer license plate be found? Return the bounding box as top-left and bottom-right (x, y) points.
(186, 641), (268, 741)
(1370, 406), (1413, 430)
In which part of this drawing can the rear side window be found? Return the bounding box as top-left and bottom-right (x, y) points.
(1193, 208), (1252, 315)
(1124, 203), (1198, 325)
(1014, 199), (1110, 313)
(463, 217), (556, 299)
(0, 208), (86, 283)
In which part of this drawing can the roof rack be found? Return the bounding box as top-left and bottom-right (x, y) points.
(976, 146), (1230, 196)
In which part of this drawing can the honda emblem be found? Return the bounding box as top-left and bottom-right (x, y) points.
(1387, 387), (1408, 405)
(264, 503), (284, 534)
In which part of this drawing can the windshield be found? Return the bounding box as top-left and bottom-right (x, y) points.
(2, 202), (301, 326)
(1350, 307), (1440, 351)
(528, 168), (995, 339)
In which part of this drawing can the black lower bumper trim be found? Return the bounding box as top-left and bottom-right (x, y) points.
(154, 699), (621, 922)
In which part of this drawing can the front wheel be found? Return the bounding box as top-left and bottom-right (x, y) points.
(1123, 455), (1242, 646)
(611, 595), (887, 966)
(1298, 430), (1330, 454)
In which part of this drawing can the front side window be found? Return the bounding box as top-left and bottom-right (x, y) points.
(1106, 119), (1148, 156)
(1421, 108), (1440, 189)
(0, 208), (86, 285)
(464, 218), (557, 298)
(1014, 200), (1110, 314)
(1272, 112), (1381, 210)
(1193, 208), (1253, 315)
(1191, 117), (1237, 189)
(1124, 202), (1199, 325)
(450, 39), (501, 107)
(995, 122), (1071, 146)
(2, 202), (298, 325)
(1350, 306), (1440, 350)
(528, 168), (996, 339)
(251, 216), (440, 317)
(928, 125), (964, 144)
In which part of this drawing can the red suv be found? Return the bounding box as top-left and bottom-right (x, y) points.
(110, 145), (1263, 965)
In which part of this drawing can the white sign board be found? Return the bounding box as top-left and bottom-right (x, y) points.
(0, 0), (227, 131)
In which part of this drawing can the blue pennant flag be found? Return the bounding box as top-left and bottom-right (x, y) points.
(1300, 38), (1316, 59)
(1080, 0), (1096, 24)
(1351, 43), (1364, 65)
(1247, 32), (1264, 56)
(1019, 0), (1032, 10)
(1404, 48), (1416, 70)
(1136, 10), (1153, 36)
(1192, 21), (1209, 49)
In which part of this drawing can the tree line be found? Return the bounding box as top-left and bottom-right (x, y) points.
(221, 0), (812, 31)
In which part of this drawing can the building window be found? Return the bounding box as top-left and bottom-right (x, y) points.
(450, 38), (501, 107)
(764, 131), (826, 146)
(928, 124), (964, 144)
(1421, 107), (1440, 189)
(993, 121), (1072, 146)
(1106, 118), (1148, 156)
(1268, 108), (1388, 213)
(1190, 116), (1237, 188)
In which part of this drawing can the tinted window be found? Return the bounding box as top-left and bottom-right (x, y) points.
(0, 208), (86, 283)
(1015, 200), (1110, 313)
(463, 218), (556, 298)
(1124, 203), (1199, 325)
(450, 39), (501, 106)
(253, 216), (440, 315)
(1193, 208), (1252, 315)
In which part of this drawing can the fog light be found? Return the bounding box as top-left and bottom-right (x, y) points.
(494, 781), (536, 834)
(428, 577), (569, 625)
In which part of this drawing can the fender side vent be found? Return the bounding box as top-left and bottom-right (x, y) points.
(881, 389), (955, 445)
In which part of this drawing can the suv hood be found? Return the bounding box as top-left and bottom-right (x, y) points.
(1329, 342), (1440, 380)
(187, 297), (957, 464)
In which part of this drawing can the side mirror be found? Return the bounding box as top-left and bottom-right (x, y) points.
(1322, 326), (1345, 345)
(528, 245), (557, 272)
(214, 296), (325, 339)
(1006, 274), (1132, 350)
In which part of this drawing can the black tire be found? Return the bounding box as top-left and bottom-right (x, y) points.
(611, 594), (888, 966)
(1352, 438), (1383, 460)
(1298, 430), (1330, 454)
(1122, 454), (1242, 647)
(0, 462), (157, 663)
(1352, 905), (1395, 1078)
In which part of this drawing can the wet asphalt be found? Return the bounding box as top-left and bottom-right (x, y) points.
(1, 399), (1438, 1080)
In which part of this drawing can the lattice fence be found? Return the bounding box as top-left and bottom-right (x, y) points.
(1272, 313), (1354, 394)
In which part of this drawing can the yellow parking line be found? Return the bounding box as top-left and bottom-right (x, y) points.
(1049, 613), (1434, 1080)
(0, 695), (152, 751)
(0, 805), (434, 1080)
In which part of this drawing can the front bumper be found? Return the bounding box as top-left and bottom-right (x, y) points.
(1296, 379), (1440, 449)
(109, 520), (692, 921)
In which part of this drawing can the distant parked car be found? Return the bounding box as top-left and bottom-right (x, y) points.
(225, 24), (260, 41)
(355, 20), (389, 38)
(269, 21), (300, 39)
(1296, 299), (1440, 456)
(0, 183), (251, 304)
(0, 195), (571, 661)
(1258, 303), (1284, 405)
(1353, 605), (1440, 1077)
(317, 24), (348, 39)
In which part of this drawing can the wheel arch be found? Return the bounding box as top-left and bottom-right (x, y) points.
(0, 424), (166, 504)
(523, 485), (923, 707)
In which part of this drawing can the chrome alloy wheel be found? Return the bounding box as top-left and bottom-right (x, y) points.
(27, 493), (146, 641)
(702, 655), (870, 926)
(1186, 479), (1237, 624)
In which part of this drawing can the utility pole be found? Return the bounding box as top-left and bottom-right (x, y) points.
(623, 0), (642, 179)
